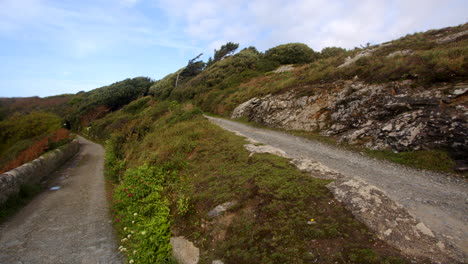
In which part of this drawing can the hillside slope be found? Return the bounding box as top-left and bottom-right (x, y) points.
(1, 23), (467, 264)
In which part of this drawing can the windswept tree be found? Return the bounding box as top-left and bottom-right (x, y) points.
(176, 53), (206, 87)
(207, 42), (239, 66)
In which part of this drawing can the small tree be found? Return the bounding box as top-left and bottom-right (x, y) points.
(213, 42), (239, 62)
(176, 53), (206, 87)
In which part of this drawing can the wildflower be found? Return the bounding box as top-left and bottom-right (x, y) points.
(310, 219), (314, 222)
(132, 221), (135, 224)
(127, 234), (131, 238)
(123, 188), (127, 192)
(133, 250), (137, 254)
(131, 230), (135, 234)
(133, 213), (138, 216)
(141, 231), (146, 235)
(124, 227), (128, 231)
(121, 238), (128, 242)
(128, 193), (134, 197)
(129, 260), (134, 264)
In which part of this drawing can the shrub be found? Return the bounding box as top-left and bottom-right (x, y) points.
(265, 43), (319, 64)
(0, 128), (72, 173)
(105, 133), (127, 183)
(112, 165), (176, 264)
(320, 46), (347, 59)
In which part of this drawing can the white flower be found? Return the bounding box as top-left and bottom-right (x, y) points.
(129, 260), (134, 264)
(121, 238), (128, 242)
(133, 250), (137, 254)
(132, 221), (135, 224)
(133, 213), (138, 216)
(127, 234), (131, 238)
(124, 227), (127, 231)
(141, 231), (146, 235)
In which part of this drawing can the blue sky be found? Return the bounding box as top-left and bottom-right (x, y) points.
(0, 0), (466, 97)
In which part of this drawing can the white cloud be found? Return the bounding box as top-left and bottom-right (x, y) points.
(157, 0), (468, 51)
(1, 0), (466, 58)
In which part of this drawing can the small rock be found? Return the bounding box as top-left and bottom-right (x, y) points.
(208, 201), (237, 218)
(415, 222), (435, 237)
(170, 236), (199, 264)
(387, 49), (413, 58)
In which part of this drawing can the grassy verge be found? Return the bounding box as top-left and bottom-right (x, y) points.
(100, 103), (423, 264)
(0, 183), (42, 224)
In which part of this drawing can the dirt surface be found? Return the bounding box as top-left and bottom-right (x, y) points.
(0, 136), (122, 264)
(206, 116), (468, 262)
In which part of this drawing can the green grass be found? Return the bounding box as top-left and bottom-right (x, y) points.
(98, 104), (418, 264)
(365, 149), (456, 173)
(0, 183), (42, 224)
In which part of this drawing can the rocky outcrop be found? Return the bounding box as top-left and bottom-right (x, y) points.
(387, 49), (413, 57)
(338, 48), (377, 68)
(0, 139), (80, 205)
(231, 81), (468, 169)
(328, 177), (461, 263)
(436, 30), (468, 44)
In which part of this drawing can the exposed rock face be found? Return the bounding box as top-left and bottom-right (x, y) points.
(387, 49), (413, 57)
(273, 64), (294, 73)
(436, 30), (468, 44)
(338, 48), (377, 68)
(231, 81), (467, 167)
(328, 177), (461, 263)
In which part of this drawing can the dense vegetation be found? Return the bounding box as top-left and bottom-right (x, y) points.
(0, 111), (72, 173)
(91, 99), (413, 263)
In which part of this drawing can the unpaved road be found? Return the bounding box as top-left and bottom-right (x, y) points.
(0, 137), (122, 264)
(206, 116), (468, 259)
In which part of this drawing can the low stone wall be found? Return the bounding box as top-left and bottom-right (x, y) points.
(0, 139), (80, 205)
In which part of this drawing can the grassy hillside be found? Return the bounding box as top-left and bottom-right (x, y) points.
(1, 23), (466, 263)
(84, 99), (419, 263)
(148, 23), (467, 116)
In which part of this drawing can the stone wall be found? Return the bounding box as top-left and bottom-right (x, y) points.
(0, 139), (80, 205)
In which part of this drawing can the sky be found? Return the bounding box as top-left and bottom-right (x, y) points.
(0, 0), (466, 97)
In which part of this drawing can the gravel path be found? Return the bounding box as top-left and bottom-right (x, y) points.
(206, 116), (468, 259)
(0, 136), (122, 264)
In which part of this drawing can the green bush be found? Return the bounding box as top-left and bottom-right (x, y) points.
(149, 71), (180, 100)
(112, 165), (176, 264)
(105, 133), (127, 183)
(320, 46), (347, 59)
(265, 43), (319, 64)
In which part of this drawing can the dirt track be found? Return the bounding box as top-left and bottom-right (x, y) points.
(206, 115), (468, 261)
(0, 137), (122, 264)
